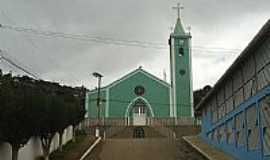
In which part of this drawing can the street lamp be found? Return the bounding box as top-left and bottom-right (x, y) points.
(92, 72), (103, 138)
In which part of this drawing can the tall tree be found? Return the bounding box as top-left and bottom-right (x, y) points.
(0, 76), (35, 160)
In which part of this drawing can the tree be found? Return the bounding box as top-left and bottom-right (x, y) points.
(68, 87), (86, 142)
(193, 85), (212, 117)
(54, 89), (69, 152)
(0, 76), (36, 160)
(34, 81), (71, 159)
(0, 73), (87, 160)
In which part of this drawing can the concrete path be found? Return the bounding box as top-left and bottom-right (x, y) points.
(85, 126), (207, 160)
(86, 138), (178, 160)
(86, 137), (208, 160)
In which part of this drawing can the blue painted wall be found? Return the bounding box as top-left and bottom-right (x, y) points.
(200, 85), (270, 160)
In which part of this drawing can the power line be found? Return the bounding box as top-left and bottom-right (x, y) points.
(0, 10), (84, 85)
(0, 23), (241, 54)
(0, 24), (167, 49)
(0, 50), (40, 79)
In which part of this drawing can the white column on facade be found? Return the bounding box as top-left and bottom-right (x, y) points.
(189, 38), (194, 117)
(85, 92), (89, 118)
(169, 86), (173, 117)
(105, 88), (109, 117)
(170, 38), (174, 117)
(171, 38), (177, 118)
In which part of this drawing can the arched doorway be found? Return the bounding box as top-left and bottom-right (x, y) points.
(126, 97), (154, 126)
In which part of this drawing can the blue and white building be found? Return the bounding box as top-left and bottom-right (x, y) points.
(196, 19), (270, 160)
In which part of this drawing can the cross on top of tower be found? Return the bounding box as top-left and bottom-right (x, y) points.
(172, 3), (184, 19)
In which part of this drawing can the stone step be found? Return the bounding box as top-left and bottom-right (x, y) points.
(110, 126), (165, 138)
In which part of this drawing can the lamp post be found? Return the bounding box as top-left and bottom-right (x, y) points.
(92, 72), (103, 137)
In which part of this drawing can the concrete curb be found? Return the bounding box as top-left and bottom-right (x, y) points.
(79, 137), (102, 160)
(183, 136), (212, 160)
(183, 136), (235, 160)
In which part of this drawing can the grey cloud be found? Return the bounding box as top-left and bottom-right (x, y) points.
(0, 0), (269, 89)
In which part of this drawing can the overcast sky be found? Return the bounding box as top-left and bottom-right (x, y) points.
(0, 0), (269, 90)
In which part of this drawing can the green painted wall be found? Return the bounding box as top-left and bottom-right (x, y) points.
(87, 70), (170, 118)
(170, 18), (193, 117)
(108, 71), (170, 118)
(87, 89), (106, 118)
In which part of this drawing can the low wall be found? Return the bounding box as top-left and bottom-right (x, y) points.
(0, 125), (73, 160)
(87, 117), (196, 126)
(149, 117), (195, 126)
(88, 118), (128, 126)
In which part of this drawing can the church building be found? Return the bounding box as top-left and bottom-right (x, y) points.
(86, 10), (194, 126)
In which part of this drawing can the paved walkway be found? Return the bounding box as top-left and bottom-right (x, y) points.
(85, 126), (207, 160)
(183, 136), (236, 160)
(86, 138), (178, 160)
(86, 137), (207, 160)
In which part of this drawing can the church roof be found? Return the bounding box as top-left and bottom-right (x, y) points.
(173, 18), (186, 35)
(89, 67), (170, 93)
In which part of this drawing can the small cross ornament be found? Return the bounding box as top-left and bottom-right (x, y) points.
(172, 3), (184, 19)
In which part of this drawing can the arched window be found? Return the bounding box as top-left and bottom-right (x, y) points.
(179, 47), (184, 56)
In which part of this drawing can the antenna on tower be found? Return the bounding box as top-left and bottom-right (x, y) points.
(169, 26), (174, 34)
(163, 69), (167, 82)
(187, 25), (191, 34)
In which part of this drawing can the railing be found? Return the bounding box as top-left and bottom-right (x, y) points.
(149, 117), (195, 126)
(86, 117), (196, 127)
(87, 118), (128, 126)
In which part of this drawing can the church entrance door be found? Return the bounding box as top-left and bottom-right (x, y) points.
(132, 100), (147, 126)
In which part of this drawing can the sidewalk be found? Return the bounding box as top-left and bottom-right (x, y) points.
(183, 136), (236, 160)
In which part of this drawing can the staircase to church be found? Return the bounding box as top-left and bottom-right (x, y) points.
(85, 125), (206, 160)
(109, 126), (165, 138)
(85, 125), (200, 139)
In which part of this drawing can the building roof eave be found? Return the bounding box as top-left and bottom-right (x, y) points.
(88, 67), (171, 94)
(195, 19), (270, 111)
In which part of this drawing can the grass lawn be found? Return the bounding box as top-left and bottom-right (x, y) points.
(49, 134), (96, 160)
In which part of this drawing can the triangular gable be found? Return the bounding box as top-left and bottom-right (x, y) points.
(107, 68), (171, 89)
(89, 68), (170, 93)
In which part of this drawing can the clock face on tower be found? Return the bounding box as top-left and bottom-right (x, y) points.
(179, 40), (185, 45)
(134, 85), (145, 96)
(176, 39), (185, 46)
(179, 69), (186, 75)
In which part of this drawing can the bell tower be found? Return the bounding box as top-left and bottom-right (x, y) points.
(169, 4), (193, 118)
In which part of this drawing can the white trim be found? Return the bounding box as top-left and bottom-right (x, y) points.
(88, 88), (106, 94)
(169, 86), (173, 117)
(109, 70), (138, 89)
(85, 92), (89, 118)
(88, 69), (170, 96)
(105, 88), (109, 117)
(169, 39), (174, 117)
(171, 38), (177, 118)
(124, 96), (154, 118)
(189, 38), (194, 117)
(108, 69), (170, 89)
(79, 137), (101, 160)
(138, 70), (170, 87)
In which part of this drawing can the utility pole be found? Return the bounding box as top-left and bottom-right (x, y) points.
(92, 72), (103, 137)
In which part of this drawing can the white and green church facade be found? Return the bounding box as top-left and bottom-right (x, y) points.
(86, 17), (194, 126)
